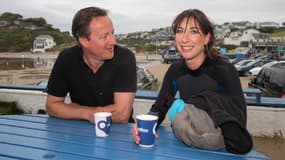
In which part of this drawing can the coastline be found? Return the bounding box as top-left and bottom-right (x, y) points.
(0, 51), (59, 59)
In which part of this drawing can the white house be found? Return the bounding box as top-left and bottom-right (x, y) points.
(256, 22), (280, 29)
(214, 25), (231, 40)
(31, 35), (56, 53)
(223, 29), (260, 46)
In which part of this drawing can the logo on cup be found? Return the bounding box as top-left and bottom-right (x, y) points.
(97, 116), (111, 134)
(137, 128), (149, 133)
(94, 112), (112, 137)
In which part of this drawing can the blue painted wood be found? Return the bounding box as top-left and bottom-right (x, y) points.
(0, 115), (268, 160)
(0, 84), (46, 92)
(245, 96), (285, 107)
(243, 88), (262, 103)
(0, 155), (21, 160)
(1, 83), (284, 107)
(135, 89), (285, 108)
(135, 90), (158, 99)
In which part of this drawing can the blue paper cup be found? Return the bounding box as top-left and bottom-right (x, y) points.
(94, 112), (112, 137)
(136, 114), (158, 147)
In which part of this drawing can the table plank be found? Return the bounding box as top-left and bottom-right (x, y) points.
(0, 114), (268, 160)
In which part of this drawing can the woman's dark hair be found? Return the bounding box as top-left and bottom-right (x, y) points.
(172, 9), (219, 59)
(72, 7), (108, 42)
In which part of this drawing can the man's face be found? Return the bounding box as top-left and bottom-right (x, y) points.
(80, 16), (116, 60)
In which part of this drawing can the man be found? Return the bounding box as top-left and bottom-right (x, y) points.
(46, 7), (137, 123)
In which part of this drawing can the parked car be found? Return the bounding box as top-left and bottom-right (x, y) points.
(161, 47), (183, 64)
(248, 60), (285, 77)
(235, 59), (267, 76)
(234, 59), (254, 70)
(136, 66), (157, 89)
(230, 58), (243, 64)
(248, 66), (285, 98)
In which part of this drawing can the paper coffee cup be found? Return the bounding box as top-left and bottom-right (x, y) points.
(94, 112), (112, 137)
(136, 114), (158, 147)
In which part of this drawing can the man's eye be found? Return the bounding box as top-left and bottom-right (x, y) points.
(99, 35), (108, 40)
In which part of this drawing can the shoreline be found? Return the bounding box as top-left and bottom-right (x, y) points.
(0, 51), (59, 59)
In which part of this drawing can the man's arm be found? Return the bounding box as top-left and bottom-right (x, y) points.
(45, 95), (91, 121)
(46, 92), (135, 123)
(96, 92), (135, 123)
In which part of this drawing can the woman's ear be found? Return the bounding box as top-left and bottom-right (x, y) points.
(204, 33), (211, 45)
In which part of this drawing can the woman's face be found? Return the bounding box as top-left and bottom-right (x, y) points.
(175, 17), (210, 61)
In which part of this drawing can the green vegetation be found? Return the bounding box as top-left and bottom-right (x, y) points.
(0, 101), (25, 115)
(270, 27), (285, 37)
(0, 12), (76, 52)
(1, 12), (284, 53)
(0, 12), (23, 21)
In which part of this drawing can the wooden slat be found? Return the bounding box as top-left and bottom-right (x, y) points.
(0, 115), (268, 160)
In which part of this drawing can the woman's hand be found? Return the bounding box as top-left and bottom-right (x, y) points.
(132, 123), (159, 144)
(132, 124), (140, 144)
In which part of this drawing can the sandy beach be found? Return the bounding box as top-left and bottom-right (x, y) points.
(0, 51), (252, 87)
(0, 51), (58, 85)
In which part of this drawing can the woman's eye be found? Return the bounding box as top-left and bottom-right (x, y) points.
(191, 30), (198, 34)
(176, 29), (183, 34)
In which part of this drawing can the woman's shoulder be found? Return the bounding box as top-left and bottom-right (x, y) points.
(165, 61), (187, 77)
(169, 61), (185, 70)
(213, 57), (235, 69)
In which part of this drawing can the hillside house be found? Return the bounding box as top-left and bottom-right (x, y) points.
(31, 35), (56, 53)
(223, 29), (261, 46)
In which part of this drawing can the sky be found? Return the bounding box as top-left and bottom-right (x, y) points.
(0, 0), (284, 34)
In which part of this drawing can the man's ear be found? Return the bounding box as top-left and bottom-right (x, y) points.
(79, 37), (89, 48)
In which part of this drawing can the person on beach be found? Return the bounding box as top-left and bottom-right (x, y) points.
(46, 7), (137, 123)
(133, 9), (253, 154)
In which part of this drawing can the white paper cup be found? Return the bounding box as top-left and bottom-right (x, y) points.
(94, 112), (112, 137)
(136, 114), (158, 147)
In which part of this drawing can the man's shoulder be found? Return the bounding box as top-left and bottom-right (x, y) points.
(55, 45), (82, 65)
(60, 45), (81, 54)
(114, 45), (135, 61)
(114, 45), (134, 56)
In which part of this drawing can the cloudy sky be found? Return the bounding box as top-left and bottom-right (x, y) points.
(0, 0), (284, 34)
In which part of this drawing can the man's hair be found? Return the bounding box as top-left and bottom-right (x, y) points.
(72, 7), (108, 42)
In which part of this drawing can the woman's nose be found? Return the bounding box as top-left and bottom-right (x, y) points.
(182, 32), (190, 43)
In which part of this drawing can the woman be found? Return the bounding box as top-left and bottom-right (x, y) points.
(133, 9), (252, 154)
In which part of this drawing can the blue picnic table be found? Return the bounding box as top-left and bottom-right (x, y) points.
(0, 114), (268, 160)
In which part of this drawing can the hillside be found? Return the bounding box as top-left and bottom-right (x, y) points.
(271, 27), (285, 37)
(0, 12), (76, 52)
